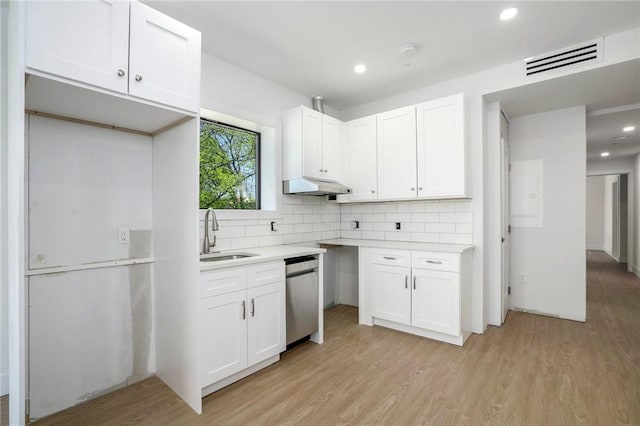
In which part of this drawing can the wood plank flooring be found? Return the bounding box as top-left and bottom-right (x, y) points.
(21, 251), (640, 424)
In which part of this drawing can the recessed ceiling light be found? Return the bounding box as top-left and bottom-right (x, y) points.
(623, 126), (636, 132)
(354, 64), (367, 74)
(601, 152), (610, 157)
(500, 7), (518, 21)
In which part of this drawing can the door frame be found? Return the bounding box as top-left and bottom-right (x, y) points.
(587, 169), (634, 273)
(499, 110), (510, 324)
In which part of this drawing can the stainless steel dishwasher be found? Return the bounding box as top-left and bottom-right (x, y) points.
(285, 256), (319, 346)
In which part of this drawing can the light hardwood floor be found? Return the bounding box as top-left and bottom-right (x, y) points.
(17, 251), (640, 424)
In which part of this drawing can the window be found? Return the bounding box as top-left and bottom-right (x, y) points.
(199, 119), (259, 210)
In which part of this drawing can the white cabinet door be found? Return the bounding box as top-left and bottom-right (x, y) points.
(346, 115), (378, 201)
(416, 94), (466, 198)
(377, 106), (417, 200)
(129, 1), (201, 112)
(322, 115), (341, 181)
(26, 0), (130, 94)
(302, 108), (323, 179)
(412, 269), (460, 336)
(247, 282), (286, 366)
(371, 264), (411, 325)
(200, 291), (248, 387)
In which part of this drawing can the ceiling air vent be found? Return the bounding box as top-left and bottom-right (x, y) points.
(525, 38), (603, 77)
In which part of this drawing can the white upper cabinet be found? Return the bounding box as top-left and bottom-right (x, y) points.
(129, 2), (201, 113)
(302, 108), (323, 179)
(283, 106), (344, 182)
(26, 1), (130, 94)
(321, 115), (341, 181)
(416, 94), (467, 198)
(345, 115), (377, 201)
(377, 106), (417, 200)
(26, 0), (201, 113)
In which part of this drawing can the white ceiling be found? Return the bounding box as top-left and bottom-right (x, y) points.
(145, 1), (640, 111)
(587, 108), (640, 161)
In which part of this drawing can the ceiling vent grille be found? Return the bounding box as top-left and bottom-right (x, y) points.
(525, 38), (603, 77)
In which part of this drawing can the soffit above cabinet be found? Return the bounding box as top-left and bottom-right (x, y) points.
(25, 75), (191, 135)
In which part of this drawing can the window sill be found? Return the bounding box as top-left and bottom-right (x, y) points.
(199, 208), (282, 221)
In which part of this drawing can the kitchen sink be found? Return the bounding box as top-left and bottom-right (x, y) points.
(200, 252), (258, 262)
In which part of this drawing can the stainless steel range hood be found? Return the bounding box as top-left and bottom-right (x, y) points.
(283, 178), (351, 196)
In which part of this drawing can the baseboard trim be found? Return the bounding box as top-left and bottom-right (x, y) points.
(586, 245), (604, 251)
(633, 265), (640, 278)
(1, 372), (8, 396)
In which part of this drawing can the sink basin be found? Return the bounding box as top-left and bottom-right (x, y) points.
(200, 252), (258, 262)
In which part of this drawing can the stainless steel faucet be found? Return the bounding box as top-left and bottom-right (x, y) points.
(202, 208), (220, 254)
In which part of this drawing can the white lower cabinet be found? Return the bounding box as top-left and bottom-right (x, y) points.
(200, 291), (248, 386)
(371, 264), (411, 325)
(199, 261), (285, 391)
(366, 248), (472, 346)
(411, 269), (460, 335)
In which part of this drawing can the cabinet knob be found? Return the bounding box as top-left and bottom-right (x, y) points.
(419, 187), (423, 191)
(135, 74), (143, 82)
(371, 190), (376, 193)
(319, 169), (323, 172)
(411, 187), (415, 191)
(324, 169), (328, 173)
(117, 69), (125, 77)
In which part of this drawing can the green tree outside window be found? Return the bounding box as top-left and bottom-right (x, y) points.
(200, 120), (259, 209)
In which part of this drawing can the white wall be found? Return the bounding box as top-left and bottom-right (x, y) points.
(586, 176), (605, 250)
(509, 106), (586, 322)
(27, 116), (154, 419)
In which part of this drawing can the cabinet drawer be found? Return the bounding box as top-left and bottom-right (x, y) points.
(371, 249), (411, 267)
(200, 267), (246, 298)
(246, 261), (285, 289)
(412, 251), (460, 272)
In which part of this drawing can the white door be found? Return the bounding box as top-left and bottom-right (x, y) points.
(416, 94), (466, 198)
(371, 264), (411, 325)
(301, 108), (324, 180)
(412, 269), (460, 336)
(346, 115), (378, 201)
(612, 180), (620, 260)
(500, 112), (510, 323)
(26, 0), (130, 94)
(247, 282), (285, 366)
(377, 106), (417, 200)
(128, 1), (201, 112)
(199, 292), (248, 387)
(321, 115), (341, 181)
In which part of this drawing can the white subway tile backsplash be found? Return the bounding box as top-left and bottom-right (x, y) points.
(200, 196), (473, 251)
(410, 233), (440, 243)
(424, 223), (456, 233)
(259, 235), (283, 246)
(411, 213), (440, 223)
(293, 223), (313, 233)
(440, 233), (472, 244)
(293, 205), (313, 214)
(397, 201), (426, 213)
(456, 200), (473, 212)
(361, 231), (385, 240)
(456, 223), (472, 234)
(440, 212), (472, 223)
(245, 225), (272, 237)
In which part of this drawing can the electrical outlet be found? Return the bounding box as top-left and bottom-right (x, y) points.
(519, 273), (526, 284)
(118, 227), (130, 244)
(395, 222), (401, 230)
(352, 220), (360, 229)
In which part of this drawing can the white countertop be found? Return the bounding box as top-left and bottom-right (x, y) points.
(317, 238), (473, 254)
(199, 245), (326, 271)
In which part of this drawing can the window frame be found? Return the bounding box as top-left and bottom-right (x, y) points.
(199, 118), (261, 210)
(199, 108), (281, 221)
